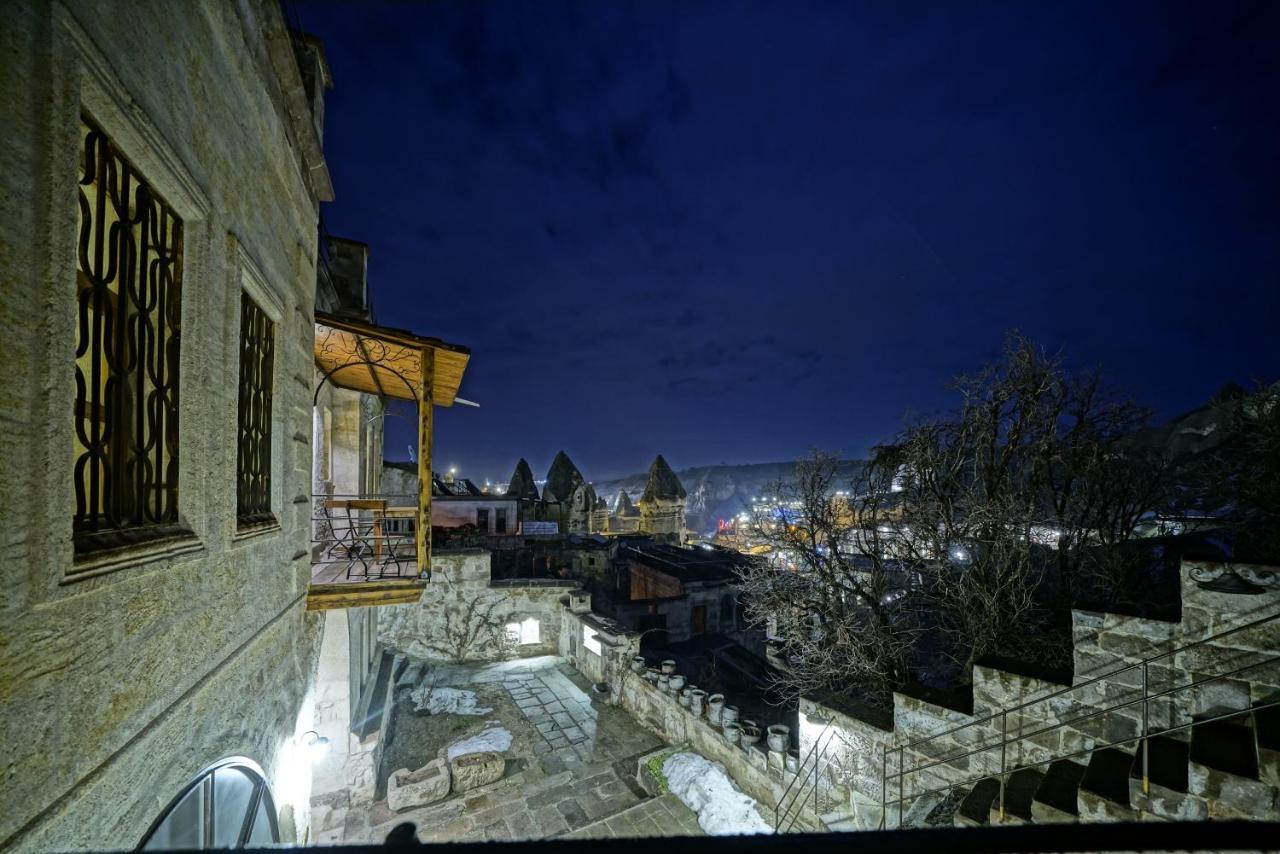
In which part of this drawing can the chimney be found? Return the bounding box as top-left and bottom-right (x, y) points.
(325, 237), (371, 321)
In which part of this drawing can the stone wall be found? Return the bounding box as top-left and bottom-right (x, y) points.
(800, 557), (1280, 826)
(1, 2), (329, 849)
(377, 550), (579, 663)
(558, 598), (821, 830)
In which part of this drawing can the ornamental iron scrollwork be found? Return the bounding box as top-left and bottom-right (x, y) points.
(313, 324), (422, 406)
(1189, 564), (1279, 594)
(73, 115), (183, 550)
(237, 294), (275, 524)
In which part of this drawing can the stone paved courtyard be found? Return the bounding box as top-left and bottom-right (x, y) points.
(339, 656), (706, 843)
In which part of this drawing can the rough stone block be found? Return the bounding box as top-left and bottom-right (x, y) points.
(1129, 778), (1208, 821)
(1188, 760), (1279, 816)
(450, 751), (506, 792)
(387, 759), (451, 811)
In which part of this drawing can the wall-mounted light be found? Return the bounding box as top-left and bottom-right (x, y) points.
(299, 730), (330, 761)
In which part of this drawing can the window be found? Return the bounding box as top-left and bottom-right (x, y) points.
(476, 508), (489, 531)
(692, 604), (707, 635)
(236, 293), (275, 526)
(504, 617), (541, 645)
(141, 758), (278, 850)
(495, 507), (507, 534)
(720, 595), (735, 630)
(583, 625), (602, 655)
(73, 115), (184, 553)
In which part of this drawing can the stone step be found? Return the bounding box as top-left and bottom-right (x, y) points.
(954, 778), (1000, 827)
(1256, 698), (1280, 788)
(1256, 698), (1280, 752)
(1187, 713), (1280, 819)
(1190, 716), (1258, 779)
(1130, 735), (1189, 793)
(1031, 758), (1086, 823)
(1127, 736), (1210, 821)
(1079, 748), (1138, 821)
(989, 768), (1044, 824)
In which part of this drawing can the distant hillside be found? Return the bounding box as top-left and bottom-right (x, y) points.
(593, 459), (865, 534)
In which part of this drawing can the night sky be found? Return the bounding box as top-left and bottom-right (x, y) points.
(294, 0), (1280, 483)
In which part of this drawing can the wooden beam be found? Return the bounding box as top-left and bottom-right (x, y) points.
(306, 580), (426, 612)
(416, 346), (435, 578)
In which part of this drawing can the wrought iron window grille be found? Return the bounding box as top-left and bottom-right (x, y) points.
(236, 293), (275, 527)
(73, 114), (185, 554)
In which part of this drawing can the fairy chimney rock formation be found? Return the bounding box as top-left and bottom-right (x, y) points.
(507, 458), (540, 501)
(638, 454), (687, 538)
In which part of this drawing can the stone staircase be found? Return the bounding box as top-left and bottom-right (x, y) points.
(948, 698), (1280, 826)
(776, 555), (1280, 833)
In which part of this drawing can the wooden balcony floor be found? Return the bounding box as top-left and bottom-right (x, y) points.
(307, 555), (425, 611)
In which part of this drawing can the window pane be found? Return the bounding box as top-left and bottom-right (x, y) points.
(144, 779), (206, 851)
(246, 793), (278, 845)
(211, 767), (255, 846)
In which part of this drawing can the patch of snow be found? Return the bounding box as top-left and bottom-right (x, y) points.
(663, 752), (773, 835)
(446, 726), (513, 760)
(410, 684), (492, 716)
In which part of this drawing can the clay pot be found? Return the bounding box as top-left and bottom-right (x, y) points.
(767, 724), (790, 753)
(723, 722), (742, 746)
(668, 674), (686, 692)
(657, 674), (670, 691)
(721, 705), (740, 727)
(740, 721), (762, 747)
(631, 655), (646, 673)
(661, 659), (677, 675)
(707, 693), (726, 725)
(689, 689), (707, 716)
(679, 687), (693, 708)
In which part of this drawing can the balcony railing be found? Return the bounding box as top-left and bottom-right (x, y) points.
(310, 493), (420, 585)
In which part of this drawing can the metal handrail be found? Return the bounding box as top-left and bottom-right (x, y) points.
(311, 492), (421, 580)
(880, 609), (1280, 827)
(897, 653), (1280, 783)
(899, 608), (1280, 752)
(775, 720), (838, 832)
(881, 693), (1280, 816)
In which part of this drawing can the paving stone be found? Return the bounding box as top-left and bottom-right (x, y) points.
(557, 798), (591, 829)
(533, 804), (569, 836)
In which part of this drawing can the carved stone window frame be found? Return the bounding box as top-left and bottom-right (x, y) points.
(54, 4), (211, 584)
(232, 245), (285, 540)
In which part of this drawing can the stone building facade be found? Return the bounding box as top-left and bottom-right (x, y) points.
(1, 1), (335, 848)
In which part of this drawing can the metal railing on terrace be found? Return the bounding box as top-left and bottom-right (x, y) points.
(311, 493), (420, 582)
(879, 609), (1280, 827)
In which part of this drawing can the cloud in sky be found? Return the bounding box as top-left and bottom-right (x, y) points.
(300, 0), (1280, 480)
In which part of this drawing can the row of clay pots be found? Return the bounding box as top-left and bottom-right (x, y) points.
(629, 660), (788, 752)
(632, 655), (791, 753)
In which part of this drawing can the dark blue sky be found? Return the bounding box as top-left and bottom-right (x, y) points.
(296, 0), (1280, 482)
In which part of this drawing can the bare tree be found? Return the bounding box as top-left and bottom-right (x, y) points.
(737, 451), (921, 704)
(745, 335), (1173, 702)
(415, 583), (518, 663)
(870, 334), (1173, 673)
(1175, 382), (1280, 558)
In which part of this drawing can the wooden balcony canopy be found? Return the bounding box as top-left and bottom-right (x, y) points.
(314, 312), (470, 407)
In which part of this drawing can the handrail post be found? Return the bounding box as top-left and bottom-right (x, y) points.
(880, 745), (887, 830)
(897, 745), (904, 828)
(998, 710), (1007, 822)
(1141, 661), (1150, 795)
